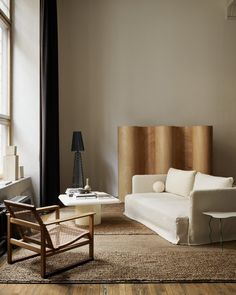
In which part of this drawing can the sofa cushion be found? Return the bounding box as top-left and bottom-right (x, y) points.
(124, 192), (189, 244)
(193, 172), (234, 190)
(153, 181), (165, 193)
(165, 168), (196, 197)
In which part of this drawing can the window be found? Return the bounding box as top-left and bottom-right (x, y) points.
(0, 0), (10, 19)
(0, 0), (11, 177)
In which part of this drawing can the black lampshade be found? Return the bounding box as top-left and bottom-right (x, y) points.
(71, 131), (84, 151)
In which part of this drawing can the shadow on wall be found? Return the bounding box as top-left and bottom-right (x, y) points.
(83, 130), (117, 196)
(97, 157), (116, 195)
(213, 137), (236, 180)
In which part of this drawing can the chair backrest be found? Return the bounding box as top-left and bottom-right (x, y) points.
(4, 200), (53, 248)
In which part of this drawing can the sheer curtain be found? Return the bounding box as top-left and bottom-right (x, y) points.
(40, 0), (60, 206)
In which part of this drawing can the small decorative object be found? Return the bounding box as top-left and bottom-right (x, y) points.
(153, 181), (165, 193)
(66, 187), (86, 195)
(19, 166), (24, 178)
(3, 145), (19, 181)
(84, 178), (91, 192)
(71, 131), (85, 188)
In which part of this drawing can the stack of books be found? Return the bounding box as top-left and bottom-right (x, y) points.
(75, 192), (97, 198)
(65, 188), (97, 198)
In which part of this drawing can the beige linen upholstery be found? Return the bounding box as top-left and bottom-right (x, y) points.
(125, 174), (236, 245)
(125, 193), (189, 244)
(165, 168), (196, 197)
(153, 181), (165, 192)
(132, 174), (167, 193)
(193, 172), (233, 190)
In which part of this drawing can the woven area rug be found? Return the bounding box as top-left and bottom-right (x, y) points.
(61, 203), (155, 235)
(0, 204), (236, 283)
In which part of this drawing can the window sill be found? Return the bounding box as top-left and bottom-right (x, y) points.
(0, 177), (33, 203)
(0, 177), (30, 189)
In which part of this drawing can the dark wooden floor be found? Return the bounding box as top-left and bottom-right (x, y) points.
(0, 283), (236, 294)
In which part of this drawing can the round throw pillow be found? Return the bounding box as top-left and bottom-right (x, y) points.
(153, 181), (165, 193)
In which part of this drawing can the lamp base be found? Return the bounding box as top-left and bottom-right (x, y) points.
(72, 152), (84, 188)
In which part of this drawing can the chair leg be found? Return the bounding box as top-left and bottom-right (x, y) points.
(89, 214), (94, 260)
(41, 228), (46, 278)
(89, 238), (94, 260)
(41, 251), (46, 278)
(7, 214), (13, 264)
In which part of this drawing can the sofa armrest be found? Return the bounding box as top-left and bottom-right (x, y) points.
(188, 188), (236, 244)
(132, 174), (167, 193)
(190, 188), (236, 212)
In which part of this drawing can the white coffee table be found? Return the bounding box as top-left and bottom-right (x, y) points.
(59, 192), (120, 225)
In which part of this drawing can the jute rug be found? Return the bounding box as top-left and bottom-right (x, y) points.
(0, 204), (236, 283)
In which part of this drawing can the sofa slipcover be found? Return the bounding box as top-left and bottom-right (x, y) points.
(125, 192), (189, 244)
(124, 174), (236, 245)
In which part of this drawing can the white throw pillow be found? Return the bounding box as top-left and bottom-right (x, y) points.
(193, 172), (234, 190)
(153, 181), (165, 193)
(165, 168), (196, 197)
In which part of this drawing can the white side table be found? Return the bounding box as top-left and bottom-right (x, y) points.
(203, 211), (236, 249)
(59, 192), (120, 226)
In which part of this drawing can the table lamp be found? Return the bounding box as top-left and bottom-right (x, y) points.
(71, 131), (85, 188)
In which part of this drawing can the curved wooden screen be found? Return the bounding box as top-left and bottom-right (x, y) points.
(118, 125), (212, 201)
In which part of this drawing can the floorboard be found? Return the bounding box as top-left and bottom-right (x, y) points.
(0, 283), (236, 295)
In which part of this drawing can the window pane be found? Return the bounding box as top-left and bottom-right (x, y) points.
(0, 0), (10, 18)
(0, 124), (8, 176)
(0, 22), (9, 116)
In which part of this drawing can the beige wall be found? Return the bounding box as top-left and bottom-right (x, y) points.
(12, 0), (40, 203)
(58, 0), (236, 196)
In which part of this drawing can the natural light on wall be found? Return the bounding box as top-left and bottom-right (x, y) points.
(0, 0), (10, 178)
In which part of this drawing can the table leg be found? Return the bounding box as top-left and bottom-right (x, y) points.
(75, 204), (101, 226)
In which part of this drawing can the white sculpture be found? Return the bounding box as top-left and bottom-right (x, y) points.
(3, 146), (19, 181)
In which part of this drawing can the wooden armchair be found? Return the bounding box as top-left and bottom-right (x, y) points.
(4, 200), (95, 278)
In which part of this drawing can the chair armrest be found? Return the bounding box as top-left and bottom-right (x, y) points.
(36, 205), (60, 212)
(44, 212), (95, 226)
(10, 217), (40, 230)
(132, 174), (167, 193)
(37, 205), (60, 219)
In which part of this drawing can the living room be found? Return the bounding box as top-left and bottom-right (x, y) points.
(0, 0), (236, 294)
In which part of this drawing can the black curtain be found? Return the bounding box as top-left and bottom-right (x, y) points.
(40, 0), (60, 206)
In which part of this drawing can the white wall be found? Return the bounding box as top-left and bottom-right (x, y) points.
(58, 0), (236, 196)
(12, 0), (40, 203)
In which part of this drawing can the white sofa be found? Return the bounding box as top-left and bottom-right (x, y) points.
(124, 169), (236, 245)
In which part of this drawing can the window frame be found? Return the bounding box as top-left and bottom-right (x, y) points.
(0, 0), (11, 178)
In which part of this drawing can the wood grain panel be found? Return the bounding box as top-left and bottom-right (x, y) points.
(118, 125), (212, 201)
(118, 126), (145, 200)
(192, 126), (212, 174)
(144, 126), (155, 174)
(155, 126), (173, 174)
